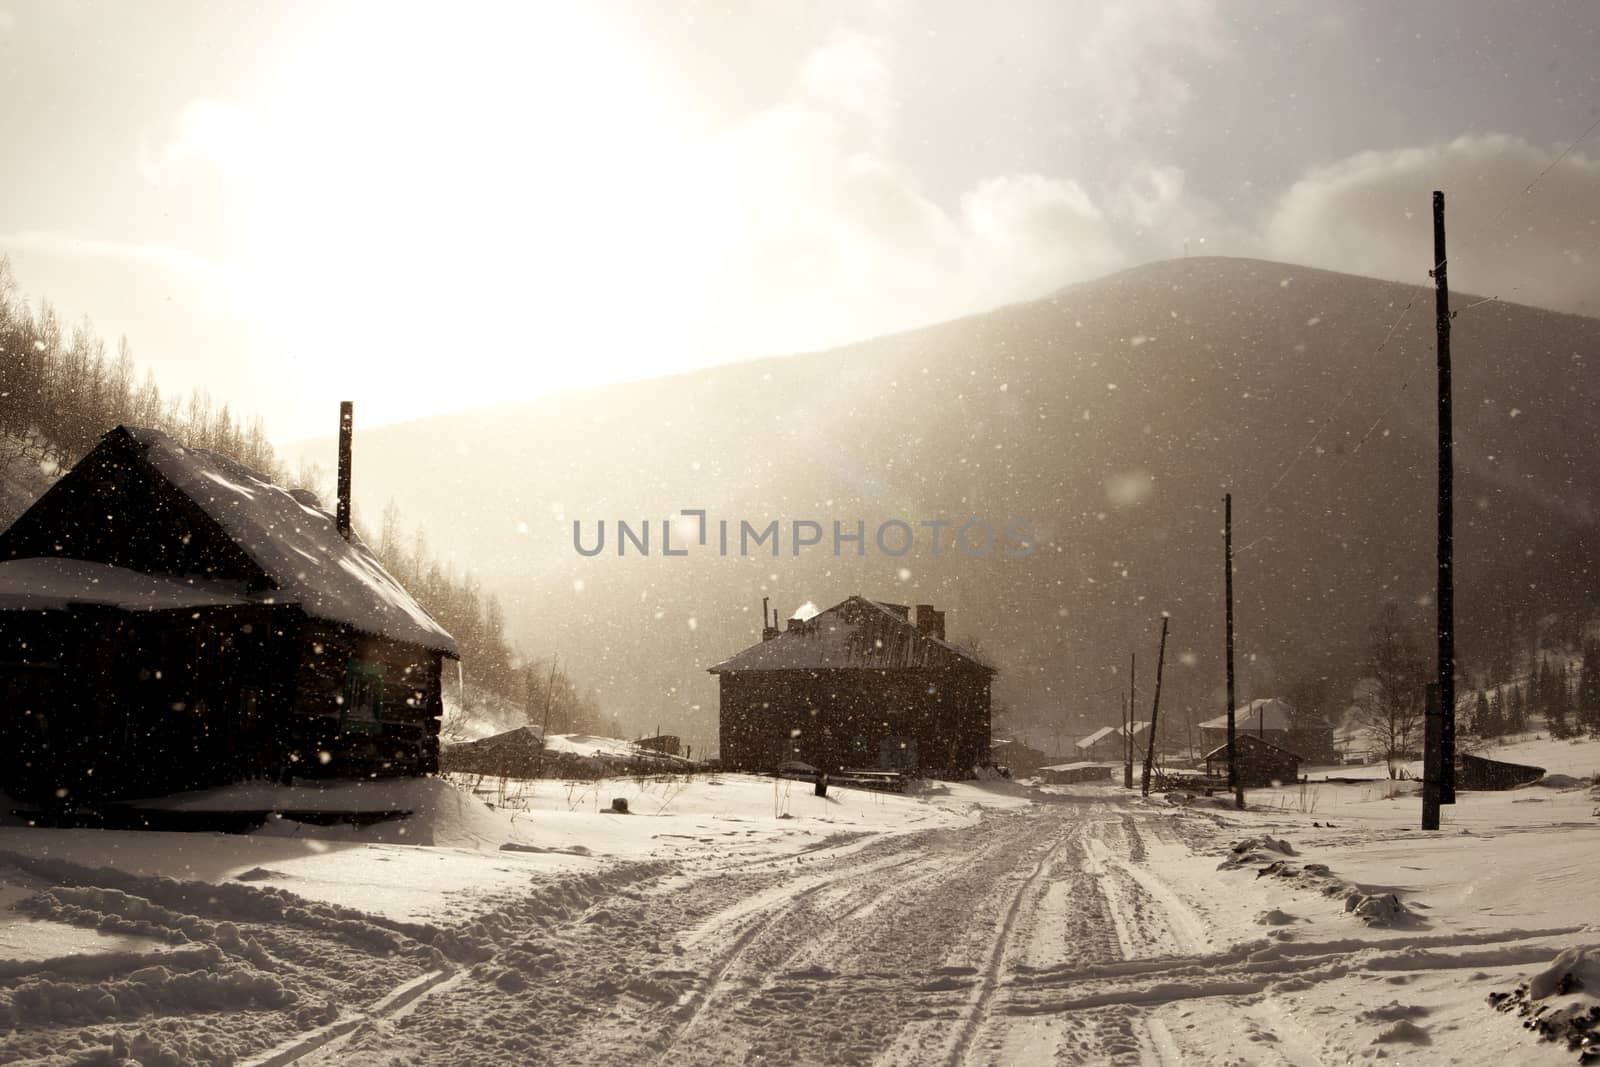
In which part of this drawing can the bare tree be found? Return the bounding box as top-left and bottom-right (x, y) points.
(1354, 604), (1427, 778)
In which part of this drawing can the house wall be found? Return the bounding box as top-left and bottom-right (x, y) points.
(717, 666), (990, 778)
(290, 621), (444, 778)
(0, 603), (447, 805)
(0, 602), (294, 805)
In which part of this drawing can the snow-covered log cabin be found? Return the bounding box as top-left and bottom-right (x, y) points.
(709, 596), (993, 779)
(0, 425), (458, 808)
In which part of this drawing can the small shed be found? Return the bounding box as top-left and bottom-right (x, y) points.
(1202, 733), (1304, 788)
(0, 425), (457, 807)
(635, 733), (682, 757)
(1456, 752), (1545, 791)
(440, 725), (547, 778)
(1038, 761), (1113, 785)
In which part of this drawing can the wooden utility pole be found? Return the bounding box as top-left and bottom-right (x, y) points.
(1432, 190), (1457, 806)
(1141, 616), (1170, 796)
(1126, 652), (1136, 789)
(1225, 494), (1242, 809)
(1422, 683), (1442, 830)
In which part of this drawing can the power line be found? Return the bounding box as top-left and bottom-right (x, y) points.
(1254, 296), (1419, 514)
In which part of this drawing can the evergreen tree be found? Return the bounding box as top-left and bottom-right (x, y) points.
(1474, 690), (1497, 739)
(1507, 682), (1527, 733)
(1546, 659), (1572, 739)
(1579, 640), (1600, 736)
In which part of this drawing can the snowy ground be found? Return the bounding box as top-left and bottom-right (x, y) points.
(1, 750), (1595, 1065)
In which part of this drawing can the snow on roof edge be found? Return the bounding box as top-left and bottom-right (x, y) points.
(126, 427), (459, 656)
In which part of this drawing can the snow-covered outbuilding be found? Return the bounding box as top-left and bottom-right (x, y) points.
(0, 425), (458, 808)
(1198, 698), (1294, 752)
(708, 596), (994, 779)
(1076, 721), (1147, 761)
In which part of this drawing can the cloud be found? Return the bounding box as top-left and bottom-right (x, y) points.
(138, 99), (263, 185)
(1068, 0), (1225, 138)
(692, 33), (1135, 357)
(799, 30), (894, 131)
(1263, 135), (1600, 316)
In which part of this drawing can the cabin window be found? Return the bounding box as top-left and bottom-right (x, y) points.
(341, 660), (384, 733)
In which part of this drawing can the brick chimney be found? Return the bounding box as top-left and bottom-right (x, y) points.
(912, 604), (944, 641)
(761, 597), (779, 641)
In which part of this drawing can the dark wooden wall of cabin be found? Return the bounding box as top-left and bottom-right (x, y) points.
(718, 667), (990, 778)
(0, 603), (297, 805)
(289, 622), (443, 778)
(0, 603), (447, 805)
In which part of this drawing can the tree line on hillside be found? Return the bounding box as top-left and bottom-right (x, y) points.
(369, 498), (605, 730)
(0, 256), (576, 713)
(0, 258), (278, 475)
(1349, 601), (1600, 775)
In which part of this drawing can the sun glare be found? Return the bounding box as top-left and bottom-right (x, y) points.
(232, 5), (723, 428)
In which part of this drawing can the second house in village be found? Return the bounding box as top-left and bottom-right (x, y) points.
(709, 596), (993, 779)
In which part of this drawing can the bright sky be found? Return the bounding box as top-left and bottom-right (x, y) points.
(1, 1), (1597, 441)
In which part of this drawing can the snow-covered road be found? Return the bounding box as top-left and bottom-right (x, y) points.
(294, 798), (1227, 1065)
(5, 785), (1585, 1066)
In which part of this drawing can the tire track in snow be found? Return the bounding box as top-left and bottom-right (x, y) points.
(936, 826), (1072, 1067)
(648, 850), (931, 1065)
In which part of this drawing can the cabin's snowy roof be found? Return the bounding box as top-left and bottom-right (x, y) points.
(1199, 697), (1293, 733)
(126, 428), (458, 656)
(707, 595), (992, 674)
(0, 557), (250, 612)
(1076, 726), (1116, 749)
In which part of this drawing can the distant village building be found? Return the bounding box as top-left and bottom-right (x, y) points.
(990, 737), (1048, 776)
(0, 425), (457, 807)
(708, 596), (993, 779)
(440, 725), (546, 778)
(1202, 733), (1303, 788)
(1198, 698), (1294, 752)
(1076, 721), (1148, 762)
(442, 726), (691, 780)
(635, 733), (682, 757)
(1038, 762), (1114, 785)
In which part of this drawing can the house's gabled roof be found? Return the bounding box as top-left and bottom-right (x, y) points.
(707, 595), (994, 675)
(1199, 697), (1293, 733)
(0, 426), (457, 656)
(1201, 733), (1304, 762)
(1078, 721), (1147, 748)
(1076, 726), (1116, 749)
(127, 428), (457, 656)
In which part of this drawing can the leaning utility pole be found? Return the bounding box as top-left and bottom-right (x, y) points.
(1432, 190), (1457, 806)
(1141, 616), (1170, 797)
(1225, 494), (1242, 809)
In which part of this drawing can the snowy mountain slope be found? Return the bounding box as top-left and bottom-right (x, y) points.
(292, 257), (1600, 744)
